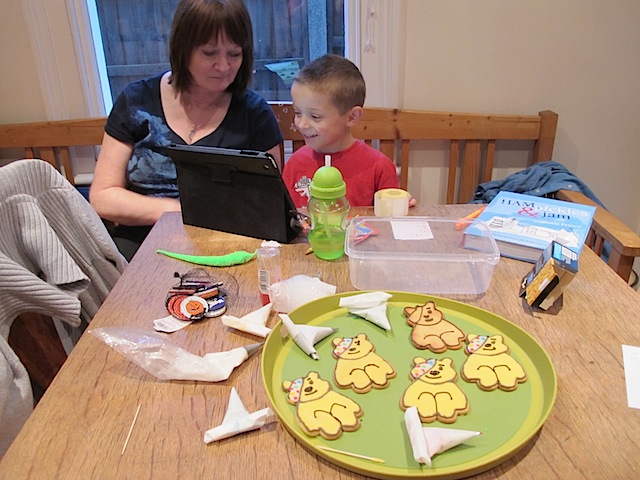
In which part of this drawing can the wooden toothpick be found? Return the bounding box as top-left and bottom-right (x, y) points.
(317, 445), (385, 464)
(121, 403), (141, 455)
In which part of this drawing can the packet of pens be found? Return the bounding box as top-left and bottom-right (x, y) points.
(520, 241), (578, 311)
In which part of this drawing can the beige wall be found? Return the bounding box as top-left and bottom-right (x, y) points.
(1, 0), (90, 123)
(1, 1), (46, 123)
(403, 0), (640, 232)
(1, 0), (639, 233)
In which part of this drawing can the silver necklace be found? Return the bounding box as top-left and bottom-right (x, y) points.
(181, 90), (230, 142)
(185, 103), (218, 143)
(188, 124), (200, 142)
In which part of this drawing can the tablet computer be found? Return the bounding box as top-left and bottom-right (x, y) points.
(166, 144), (301, 243)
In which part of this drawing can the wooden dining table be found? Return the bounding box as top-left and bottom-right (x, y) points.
(1, 205), (639, 480)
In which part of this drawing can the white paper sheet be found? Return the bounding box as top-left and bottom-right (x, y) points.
(391, 220), (434, 240)
(622, 344), (640, 409)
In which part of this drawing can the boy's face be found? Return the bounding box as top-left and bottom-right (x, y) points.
(291, 83), (361, 154)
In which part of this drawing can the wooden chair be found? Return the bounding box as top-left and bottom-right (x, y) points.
(270, 103), (640, 282)
(1, 108), (638, 284)
(0, 117), (106, 185)
(555, 190), (640, 283)
(270, 104), (558, 204)
(8, 312), (67, 394)
(0, 118), (107, 387)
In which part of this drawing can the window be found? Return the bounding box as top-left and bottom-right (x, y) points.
(21, 0), (403, 120)
(92, 0), (344, 109)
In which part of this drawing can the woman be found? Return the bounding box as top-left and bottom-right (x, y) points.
(90, 0), (283, 260)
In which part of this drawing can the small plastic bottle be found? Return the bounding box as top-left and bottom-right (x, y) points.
(257, 246), (282, 305)
(307, 166), (350, 260)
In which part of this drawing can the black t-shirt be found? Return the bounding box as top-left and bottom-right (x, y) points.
(105, 72), (283, 198)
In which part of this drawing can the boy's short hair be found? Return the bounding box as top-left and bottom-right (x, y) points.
(293, 54), (366, 114)
(169, 0), (254, 94)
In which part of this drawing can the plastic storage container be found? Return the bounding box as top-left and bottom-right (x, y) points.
(344, 216), (500, 295)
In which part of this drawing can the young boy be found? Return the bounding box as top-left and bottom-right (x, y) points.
(282, 54), (410, 207)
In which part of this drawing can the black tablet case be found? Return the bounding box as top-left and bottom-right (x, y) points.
(166, 145), (300, 243)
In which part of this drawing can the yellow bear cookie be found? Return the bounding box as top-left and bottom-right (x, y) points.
(332, 333), (396, 393)
(404, 301), (465, 353)
(401, 357), (469, 424)
(461, 334), (527, 391)
(282, 371), (363, 440)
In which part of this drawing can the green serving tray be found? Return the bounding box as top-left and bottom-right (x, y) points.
(261, 291), (557, 479)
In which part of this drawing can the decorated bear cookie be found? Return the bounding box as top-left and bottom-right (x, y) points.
(401, 357), (469, 424)
(282, 371), (363, 440)
(332, 333), (396, 393)
(461, 334), (527, 391)
(404, 301), (465, 352)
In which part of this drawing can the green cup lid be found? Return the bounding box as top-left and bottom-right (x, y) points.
(309, 166), (346, 199)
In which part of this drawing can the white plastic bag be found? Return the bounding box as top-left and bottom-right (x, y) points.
(267, 274), (336, 313)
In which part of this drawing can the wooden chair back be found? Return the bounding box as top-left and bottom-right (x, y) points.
(269, 103), (558, 204)
(0, 108), (638, 283)
(269, 102), (639, 281)
(0, 117), (106, 184)
(555, 189), (640, 283)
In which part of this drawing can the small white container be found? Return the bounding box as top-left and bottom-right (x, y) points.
(374, 188), (410, 217)
(344, 216), (500, 295)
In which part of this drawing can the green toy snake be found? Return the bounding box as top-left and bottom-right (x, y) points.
(156, 249), (257, 266)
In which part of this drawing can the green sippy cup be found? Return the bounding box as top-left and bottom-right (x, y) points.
(307, 166), (351, 260)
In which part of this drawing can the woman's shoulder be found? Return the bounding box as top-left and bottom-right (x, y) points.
(231, 89), (270, 110)
(228, 90), (280, 129)
(221, 90), (281, 149)
(118, 72), (166, 101)
(106, 72), (168, 144)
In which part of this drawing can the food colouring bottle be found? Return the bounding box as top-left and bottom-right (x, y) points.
(257, 246), (282, 305)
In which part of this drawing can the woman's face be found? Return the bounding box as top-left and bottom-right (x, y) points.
(188, 33), (243, 94)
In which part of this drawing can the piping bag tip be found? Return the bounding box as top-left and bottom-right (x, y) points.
(244, 342), (264, 357)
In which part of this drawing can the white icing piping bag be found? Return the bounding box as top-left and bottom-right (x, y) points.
(203, 387), (274, 443)
(404, 406), (481, 466)
(279, 313), (337, 360)
(221, 303), (273, 338)
(90, 327), (261, 382)
(339, 291), (393, 330)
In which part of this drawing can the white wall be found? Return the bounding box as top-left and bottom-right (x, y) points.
(1, 0), (639, 234)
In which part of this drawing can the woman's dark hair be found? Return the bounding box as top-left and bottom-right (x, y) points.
(169, 0), (254, 93)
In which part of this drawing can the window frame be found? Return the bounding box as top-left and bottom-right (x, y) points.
(22, 0), (405, 119)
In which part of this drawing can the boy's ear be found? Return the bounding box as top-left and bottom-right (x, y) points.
(346, 106), (363, 126)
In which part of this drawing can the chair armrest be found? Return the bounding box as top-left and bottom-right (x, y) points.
(555, 189), (640, 282)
